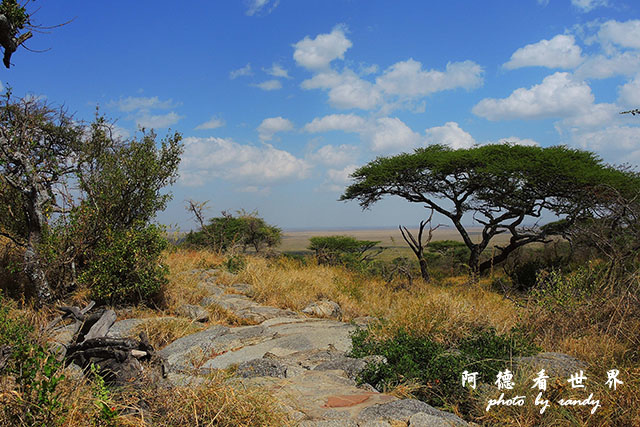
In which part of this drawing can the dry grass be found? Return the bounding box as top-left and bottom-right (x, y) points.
(221, 254), (519, 343)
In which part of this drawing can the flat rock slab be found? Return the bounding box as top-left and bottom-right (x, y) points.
(239, 370), (396, 421)
(359, 399), (467, 425)
(106, 317), (179, 339)
(201, 319), (355, 370)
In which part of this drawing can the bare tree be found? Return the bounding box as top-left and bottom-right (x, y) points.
(399, 209), (441, 282)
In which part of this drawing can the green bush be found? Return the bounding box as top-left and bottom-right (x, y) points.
(349, 326), (539, 413)
(186, 211), (281, 253)
(78, 223), (168, 305)
(308, 235), (381, 268)
(530, 265), (602, 311)
(0, 294), (66, 426)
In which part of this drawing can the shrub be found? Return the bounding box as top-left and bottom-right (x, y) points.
(308, 235), (382, 268)
(349, 326), (539, 413)
(186, 211), (281, 253)
(78, 223), (169, 305)
(0, 294), (66, 426)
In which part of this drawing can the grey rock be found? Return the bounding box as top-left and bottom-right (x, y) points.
(303, 300), (342, 319)
(105, 318), (145, 338)
(409, 412), (461, 426)
(359, 421), (392, 427)
(236, 358), (288, 378)
(83, 309), (116, 341)
(236, 305), (299, 322)
(359, 399), (467, 425)
(158, 325), (230, 371)
(298, 421), (359, 427)
(227, 282), (254, 296)
(176, 304), (210, 322)
(515, 352), (586, 377)
(315, 355), (386, 380)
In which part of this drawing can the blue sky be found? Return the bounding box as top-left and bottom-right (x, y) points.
(4, 0), (640, 230)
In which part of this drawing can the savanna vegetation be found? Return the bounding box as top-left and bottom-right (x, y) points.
(0, 7), (638, 421)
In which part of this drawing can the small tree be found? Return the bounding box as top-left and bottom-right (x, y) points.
(398, 209), (441, 281)
(185, 205), (281, 253)
(308, 235), (381, 266)
(341, 144), (640, 275)
(0, 95), (183, 304)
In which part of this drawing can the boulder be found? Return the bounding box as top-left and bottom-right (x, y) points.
(358, 399), (467, 425)
(236, 358), (288, 378)
(303, 300), (342, 319)
(409, 411), (461, 426)
(176, 304), (210, 322)
(515, 352), (586, 377)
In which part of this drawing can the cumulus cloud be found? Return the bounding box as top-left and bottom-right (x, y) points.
(136, 112), (182, 129)
(472, 72), (594, 120)
(293, 25), (352, 70)
(254, 79), (283, 91)
(179, 136), (310, 187)
(246, 0), (279, 16)
(571, 0), (609, 12)
(618, 75), (640, 107)
(598, 19), (640, 49)
(572, 126), (640, 164)
(367, 117), (422, 153)
(424, 122), (476, 149)
(309, 144), (358, 166)
(257, 116), (294, 141)
(195, 116), (225, 130)
(504, 35), (584, 69)
(229, 63), (253, 79)
(111, 96), (174, 113)
(376, 59), (484, 97)
(302, 69), (383, 110)
(575, 51), (640, 79)
(304, 114), (366, 133)
(266, 63), (290, 78)
(323, 164), (358, 192)
(492, 137), (539, 146)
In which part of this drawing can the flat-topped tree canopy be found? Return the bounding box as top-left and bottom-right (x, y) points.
(340, 144), (640, 274)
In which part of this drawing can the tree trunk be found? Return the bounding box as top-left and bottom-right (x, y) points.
(468, 247), (480, 276)
(418, 257), (429, 282)
(23, 188), (53, 304)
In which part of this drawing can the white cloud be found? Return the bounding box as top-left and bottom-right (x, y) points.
(229, 63), (253, 79)
(376, 59), (484, 97)
(571, 126), (640, 164)
(472, 72), (594, 120)
(195, 116), (225, 130)
(559, 102), (619, 129)
(266, 63), (290, 78)
(257, 116), (294, 141)
(293, 25), (352, 70)
(136, 112), (182, 129)
(180, 136), (310, 187)
(575, 51), (640, 79)
(309, 144), (358, 166)
(571, 0), (609, 12)
(323, 164), (358, 192)
(504, 35), (584, 69)
(303, 114), (366, 133)
(618, 75), (640, 107)
(112, 96), (174, 113)
(493, 137), (540, 146)
(254, 79), (283, 91)
(302, 69), (383, 110)
(246, 0), (279, 16)
(367, 117), (422, 153)
(424, 122), (476, 149)
(598, 20), (640, 49)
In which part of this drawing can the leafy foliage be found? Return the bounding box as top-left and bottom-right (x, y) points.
(0, 294), (66, 426)
(308, 235), (382, 267)
(0, 0), (30, 33)
(78, 223), (168, 305)
(350, 326), (539, 413)
(186, 210), (281, 253)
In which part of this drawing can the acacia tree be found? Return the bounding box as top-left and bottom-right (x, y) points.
(341, 144), (640, 275)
